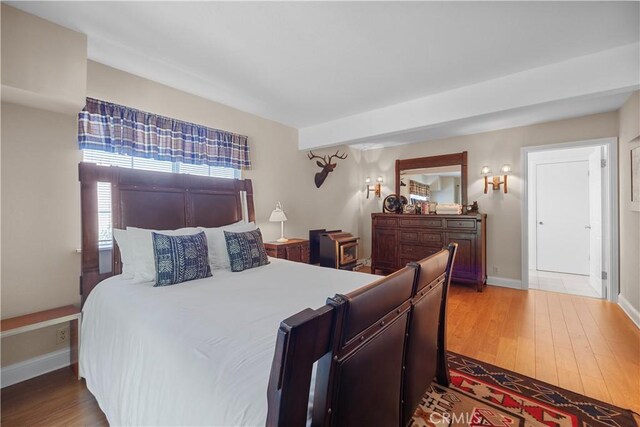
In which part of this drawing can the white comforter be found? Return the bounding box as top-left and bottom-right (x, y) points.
(80, 259), (377, 426)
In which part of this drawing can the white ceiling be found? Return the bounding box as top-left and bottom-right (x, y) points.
(9, 1), (640, 149)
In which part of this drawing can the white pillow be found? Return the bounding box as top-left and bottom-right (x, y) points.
(198, 221), (257, 270)
(112, 228), (135, 279)
(126, 226), (201, 282)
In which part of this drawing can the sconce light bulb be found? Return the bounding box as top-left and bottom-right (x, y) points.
(501, 164), (512, 174)
(480, 166), (492, 176)
(377, 176), (383, 183)
(365, 177), (371, 184)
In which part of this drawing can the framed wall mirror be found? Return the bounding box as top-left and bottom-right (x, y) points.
(395, 152), (468, 206)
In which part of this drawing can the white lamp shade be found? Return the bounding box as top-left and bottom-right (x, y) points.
(500, 164), (512, 174)
(269, 209), (288, 222)
(480, 165), (492, 176)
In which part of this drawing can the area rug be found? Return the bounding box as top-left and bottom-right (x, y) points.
(411, 352), (638, 427)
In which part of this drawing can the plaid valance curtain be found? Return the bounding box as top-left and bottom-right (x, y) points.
(409, 180), (430, 197)
(78, 98), (251, 170)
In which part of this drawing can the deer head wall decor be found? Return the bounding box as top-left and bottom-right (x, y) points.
(307, 150), (348, 188)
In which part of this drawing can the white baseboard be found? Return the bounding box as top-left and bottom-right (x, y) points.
(487, 276), (523, 289)
(618, 294), (640, 329)
(1, 348), (70, 388)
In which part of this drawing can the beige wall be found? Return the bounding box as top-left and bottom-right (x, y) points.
(618, 91), (640, 313)
(356, 112), (619, 281)
(1, 5), (86, 114)
(1, 103), (82, 364)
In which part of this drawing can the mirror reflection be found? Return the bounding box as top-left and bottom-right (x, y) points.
(399, 165), (462, 205)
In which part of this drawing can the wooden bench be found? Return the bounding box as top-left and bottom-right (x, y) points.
(1, 305), (81, 380)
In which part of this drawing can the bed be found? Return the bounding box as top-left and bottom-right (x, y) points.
(81, 259), (376, 426)
(78, 162), (456, 426)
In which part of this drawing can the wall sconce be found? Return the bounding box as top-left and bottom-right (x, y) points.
(366, 176), (383, 198)
(481, 164), (511, 193)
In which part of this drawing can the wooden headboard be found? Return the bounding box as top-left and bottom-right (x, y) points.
(78, 162), (255, 304)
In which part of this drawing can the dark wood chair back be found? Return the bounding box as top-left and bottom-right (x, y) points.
(311, 266), (416, 426)
(402, 243), (458, 426)
(266, 245), (458, 427)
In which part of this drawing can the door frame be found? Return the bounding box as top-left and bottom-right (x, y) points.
(520, 137), (619, 302)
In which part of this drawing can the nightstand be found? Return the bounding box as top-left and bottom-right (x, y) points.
(264, 239), (310, 263)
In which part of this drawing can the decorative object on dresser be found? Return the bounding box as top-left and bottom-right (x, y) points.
(464, 201), (480, 214)
(371, 213), (487, 291)
(319, 231), (360, 270)
(263, 238), (309, 264)
(435, 203), (462, 215)
(481, 164), (512, 193)
(269, 202), (289, 242)
(365, 176), (383, 198)
(307, 150), (348, 188)
(382, 194), (407, 213)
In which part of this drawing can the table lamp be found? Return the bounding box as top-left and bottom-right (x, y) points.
(269, 202), (288, 243)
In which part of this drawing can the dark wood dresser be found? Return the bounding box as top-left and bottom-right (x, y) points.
(264, 239), (310, 264)
(371, 213), (487, 291)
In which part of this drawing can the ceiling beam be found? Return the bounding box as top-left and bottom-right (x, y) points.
(299, 43), (640, 150)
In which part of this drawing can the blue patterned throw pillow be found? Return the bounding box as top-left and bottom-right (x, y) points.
(152, 231), (212, 286)
(224, 228), (270, 272)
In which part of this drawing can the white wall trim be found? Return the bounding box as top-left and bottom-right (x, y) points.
(487, 276), (523, 290)
(618, 294), (640, 329)
(1, 348), (70, 388)
(521, 137), (619, 302)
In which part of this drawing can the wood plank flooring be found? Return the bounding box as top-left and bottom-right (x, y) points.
(2, 284), (639, 426)
(446, 285), (640, 414)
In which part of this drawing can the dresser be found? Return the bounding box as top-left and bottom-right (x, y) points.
(264, 239), (310, 263)
(371, 213), (487, 291)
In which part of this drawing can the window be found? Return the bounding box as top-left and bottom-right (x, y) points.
(83, 149), (239, 249)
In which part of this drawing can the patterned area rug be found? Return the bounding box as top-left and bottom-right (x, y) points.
(411, 352), (638, 427)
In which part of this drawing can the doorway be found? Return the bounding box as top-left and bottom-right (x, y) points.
(521, 138), (619, 301)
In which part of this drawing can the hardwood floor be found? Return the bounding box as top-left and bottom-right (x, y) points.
(1, 368), (107, 426)
(2, 284), (639, 425)
(447, 284), (640, 414)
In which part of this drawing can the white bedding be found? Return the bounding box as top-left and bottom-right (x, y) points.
(80, 259), (377, 426)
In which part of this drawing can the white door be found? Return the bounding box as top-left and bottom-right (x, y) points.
(536, 161), (590, 275)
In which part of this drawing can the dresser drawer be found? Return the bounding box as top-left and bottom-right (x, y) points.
(420, 232), (443, 246)
(445, 219), (476, 230)
(399, 218), (443, 228)
(400, 231), (419, 243)
(374, 217), (398, 227)
(400, 244), (440, 260)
